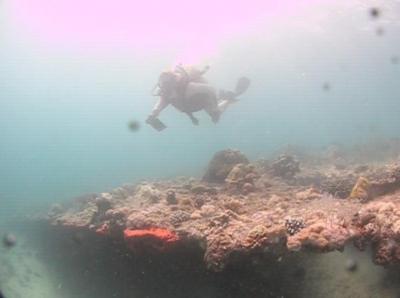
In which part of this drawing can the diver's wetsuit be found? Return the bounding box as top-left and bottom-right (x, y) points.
(150, 65), (234, 123)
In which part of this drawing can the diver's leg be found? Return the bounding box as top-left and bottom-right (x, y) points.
(217, 98), (239, 113)
(217, 99), (231, 113)
(204, 97), (221, 123)
(205, 108), (220, 123)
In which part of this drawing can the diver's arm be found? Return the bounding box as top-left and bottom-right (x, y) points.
(199, 65), (210, 76)
(150, 96), (169, 118)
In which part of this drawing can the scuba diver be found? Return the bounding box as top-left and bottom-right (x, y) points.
(146, 64), (251, 131)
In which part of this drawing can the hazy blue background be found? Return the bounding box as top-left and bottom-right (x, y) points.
(0, 0), (399, 216)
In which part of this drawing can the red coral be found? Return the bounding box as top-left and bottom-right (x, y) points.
(124, 228), (179, 252)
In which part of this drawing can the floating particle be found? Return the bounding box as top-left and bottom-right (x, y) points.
(345, 258), (358, 272)
(376, 26), (385, 36)
(322, 82), (331, 92)
(128, 120), (141, 132)
(369, 7), (381, 19)
(2, 233), (17, 248)
(391, 56), (399, 64)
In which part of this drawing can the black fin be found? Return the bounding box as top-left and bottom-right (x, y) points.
(235, 77), (251, 96)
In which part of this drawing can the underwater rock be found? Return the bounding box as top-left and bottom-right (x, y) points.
(271, 154), (300, 179)
(320, 176), (355, 198)
(204, 232), (235, 271)
(48, 203), (64, 217)
(225, 163), (259, 194)
(294, 169), (327, 188)
(202, 149), (249, 183)
(350, 177), (370, 201)
(170, 210), (190, 226)
(353, 200), (400, 266)
(354, 165), (369, 174)
(245, 225), (269, 248)
(286, 212), (354, 253)
(193, 195), (205, 208)
(367, 163), (400, 197)
(135, 183), (161, 203)
(166, 190), (177, 204)
(223, 198), (245, 214)
(71, 192), (98, 206)
(190, 184), (218, 195)
(95, 194), (113, 213)
(199, 204), (217, 218)
(295, 188), (322, 201)
(242, 182), (255, 195)
(126, 212), (158, 229)
(42, 152), (400, 272)
(51, 201), (99, 228)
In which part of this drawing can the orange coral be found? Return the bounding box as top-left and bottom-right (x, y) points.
(124, 228), (179, 252)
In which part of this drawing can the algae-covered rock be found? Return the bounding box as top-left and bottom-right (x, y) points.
(271, 154), (300, 179)
(135, 184), (161, 203)
(202, 149), (249, 183)
(225, 163), (259, 194)
(320, 176), (355, 198)
(350, 177), (370, 201)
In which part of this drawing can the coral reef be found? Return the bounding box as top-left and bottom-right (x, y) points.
(353, 198), (400, 266)
(202, 149), (249, 183)
(319, 175), (356, 198)
(350, 177), (371, 201)
(285, 218), (306, 236)
(45, 149), (400, 271)
(225, 163), (259, 194)
(270, 154), (300, 179)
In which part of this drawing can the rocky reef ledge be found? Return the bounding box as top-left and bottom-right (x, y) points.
(45, 149), (400, 271)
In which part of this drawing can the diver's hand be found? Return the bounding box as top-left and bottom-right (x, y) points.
(146, 115), (155, 124)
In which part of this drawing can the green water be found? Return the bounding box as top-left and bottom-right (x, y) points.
(1, 2), (399, 213)
(1, 0), (400, 297)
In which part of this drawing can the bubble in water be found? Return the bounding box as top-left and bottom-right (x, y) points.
(128, 120), (141, 132)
